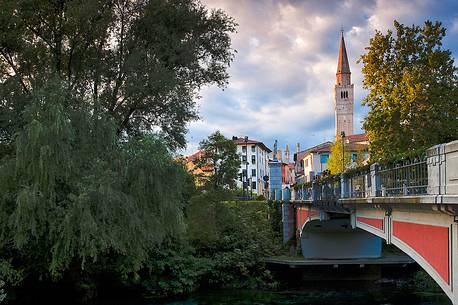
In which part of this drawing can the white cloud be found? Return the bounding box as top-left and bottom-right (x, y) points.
(184, 0), (458, 155)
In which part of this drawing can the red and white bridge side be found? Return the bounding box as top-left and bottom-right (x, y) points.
(351, 201), (457, 303)
(289, 140), (458, 304)
(295, 206), (321, 235)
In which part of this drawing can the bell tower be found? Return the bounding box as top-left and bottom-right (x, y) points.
(334, 30), (354, 137)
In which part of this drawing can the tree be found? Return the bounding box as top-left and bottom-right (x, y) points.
(326, 138), (352, 174)
(0, 81), (188, 295)
(359, 20), (458, 161)
(196, 131), (240, 191)
(0, 0), (237, 150)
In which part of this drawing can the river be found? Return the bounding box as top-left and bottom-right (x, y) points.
(157, 287), (451, 305)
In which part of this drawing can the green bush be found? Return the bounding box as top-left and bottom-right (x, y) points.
(256, 195), (266, 201)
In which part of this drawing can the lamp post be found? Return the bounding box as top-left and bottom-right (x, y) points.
(244, 136), (248, 199)
(340, 131), (346, 173)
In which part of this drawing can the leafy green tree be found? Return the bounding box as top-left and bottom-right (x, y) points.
(184, 195), (279, 292)
(359, 20), (458, 160)
(326, 138), (352, 174)
(196, 131), (240, 191)
(0, 81), (187, 294)
(0, 0), (237, 150)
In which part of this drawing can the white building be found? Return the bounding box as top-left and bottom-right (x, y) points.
(232, 137), (271, 196)
(297, 142), (333, 183)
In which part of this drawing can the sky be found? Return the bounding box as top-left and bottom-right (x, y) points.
(183, 0), (458, 155)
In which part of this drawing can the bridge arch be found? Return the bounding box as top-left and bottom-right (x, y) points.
(300, 217), (382, 259)
(295, 206), (322, 237)
(353, 208), (455, 303)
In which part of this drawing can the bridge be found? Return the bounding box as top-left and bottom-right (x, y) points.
(271, 140), (458, 304)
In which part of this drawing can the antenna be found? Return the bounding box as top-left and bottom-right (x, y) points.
(341, 25), (344, 36)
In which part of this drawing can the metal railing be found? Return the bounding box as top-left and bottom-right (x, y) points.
(379, 156), (427, 196)
(295, 185), (312, 201)
(290, 157), (428, 201)
(296, 176), (341, 202)
(287, 140), (458, 202)
(350, 172), (368, 198)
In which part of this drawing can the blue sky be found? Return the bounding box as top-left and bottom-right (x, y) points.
(182, 0), (458, 155)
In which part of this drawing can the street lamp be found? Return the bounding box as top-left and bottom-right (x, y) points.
(244, 136), (248, 198)
(340, 131), (346, 173)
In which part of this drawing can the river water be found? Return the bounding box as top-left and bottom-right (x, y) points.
(157, 288), (451, 305)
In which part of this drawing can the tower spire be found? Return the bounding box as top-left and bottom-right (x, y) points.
(336, 30), (351, 85)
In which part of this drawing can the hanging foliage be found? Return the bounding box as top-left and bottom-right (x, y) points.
(0, 81), (187, 284)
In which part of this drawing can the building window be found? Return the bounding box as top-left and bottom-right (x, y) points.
(242, 169), (247, 178)
(252, 169), (256, 177)
(252, 181), (256, 190)
(340, 91), (343, 99)
(320, 154), (329, 164)
(242, 146), (247, 153)
(242, 155), (247, 162)
(251, 155), (256, 164)
(251, 145), (256, 152)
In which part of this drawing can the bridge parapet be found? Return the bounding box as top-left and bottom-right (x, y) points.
(427, 140), (458, 196)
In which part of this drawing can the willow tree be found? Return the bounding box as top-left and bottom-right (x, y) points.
(0, 81), (187, 287)
(359, 20), (458, 160)
(0, 0), (237, 151)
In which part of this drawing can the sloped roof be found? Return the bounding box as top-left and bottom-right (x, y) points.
(232, 137), (272, 153)
(295, 141), (333, 161)
(346, 133), (368, 143)
(186, 150), (213, 173)
(187, 150), (205, 162)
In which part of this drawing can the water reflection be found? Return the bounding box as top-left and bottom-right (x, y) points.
(157, 288), (450, 305)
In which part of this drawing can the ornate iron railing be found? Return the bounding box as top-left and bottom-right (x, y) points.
(290, 153), (428, 201)
(350, 172), (368, 198)
(378, 155), (428, 196)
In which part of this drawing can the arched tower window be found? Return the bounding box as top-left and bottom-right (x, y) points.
(340, 91), (343, 99)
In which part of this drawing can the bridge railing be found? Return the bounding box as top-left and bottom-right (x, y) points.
(292, 175), (341, 202)
(341, 140), (458, 198)
(289, 140), (458, 202)
(294, 184), (312, 200)
(349, 170), (369, 198)
(378, 156), (428, 196)
(342, 155), (428, 198)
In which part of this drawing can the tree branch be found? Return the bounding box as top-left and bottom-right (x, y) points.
(0, 50), (30, 94)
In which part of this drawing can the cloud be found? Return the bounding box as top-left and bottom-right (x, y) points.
(182, 0), (458, 155)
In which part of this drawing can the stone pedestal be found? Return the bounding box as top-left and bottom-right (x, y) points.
(427, 140), (458, 195)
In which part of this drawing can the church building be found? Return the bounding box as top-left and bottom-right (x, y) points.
(294, 31), (368, 184)
(334, 31), (354, 138)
